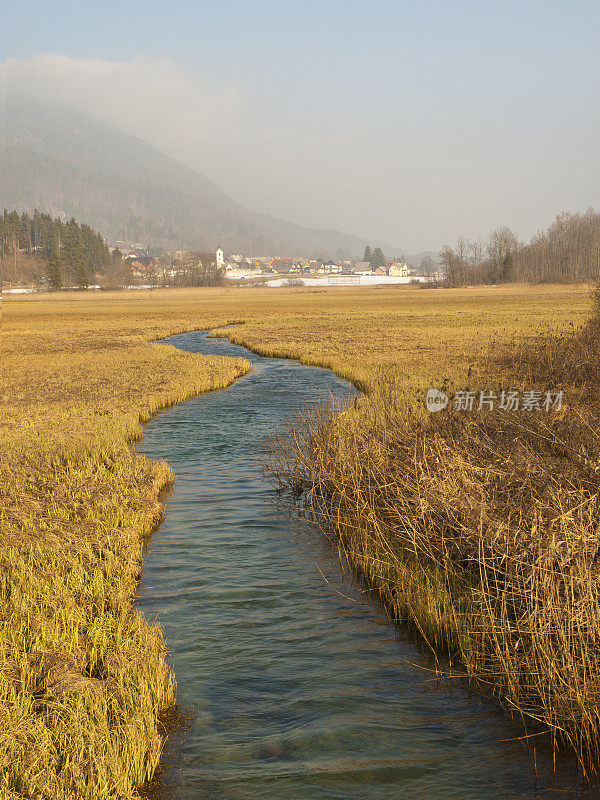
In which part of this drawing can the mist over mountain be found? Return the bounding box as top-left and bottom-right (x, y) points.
(2, 98), (406, 259)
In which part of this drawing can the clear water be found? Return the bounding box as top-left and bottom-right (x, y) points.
(136, 330), (595, 800)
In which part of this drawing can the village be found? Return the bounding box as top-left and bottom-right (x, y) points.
(217, 248), (414, 278)
(0, 232), (442, 293)
(120, 242), (443, 286)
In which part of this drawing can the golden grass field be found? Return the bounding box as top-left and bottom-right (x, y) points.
(0, 283), (592, 797)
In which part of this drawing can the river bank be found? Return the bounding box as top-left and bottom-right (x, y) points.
(136, 330), (596, 799)
(0, 304), (249, 799)
(265, 290), (600, 776)
(0, 285), (590, 797)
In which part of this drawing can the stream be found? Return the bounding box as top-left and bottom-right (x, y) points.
(136, 329), (593, 800)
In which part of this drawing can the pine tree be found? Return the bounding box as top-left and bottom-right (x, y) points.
(371, 247), (385, 270)
(363, 245), (372, 264)
(47, 252), (63, 291)
(62, 218), (89, 288)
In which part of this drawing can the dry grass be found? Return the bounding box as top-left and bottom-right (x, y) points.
(0, 283), (590, 795)
(0, 294), (249, 799)
(263, 284), (600, 774)
(10, 282), (589, 392)
(218, 282), (589, 391)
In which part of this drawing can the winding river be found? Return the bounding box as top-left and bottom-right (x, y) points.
(136, 330), (593, 800)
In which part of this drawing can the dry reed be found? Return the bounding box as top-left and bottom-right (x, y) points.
(264, 288), (600, 774)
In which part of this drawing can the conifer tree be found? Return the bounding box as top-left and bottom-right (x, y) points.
(371, 247), (385, 270)
(47, 251), (63, 291)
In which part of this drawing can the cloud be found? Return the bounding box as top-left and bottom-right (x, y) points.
(8, 54), (239, 162)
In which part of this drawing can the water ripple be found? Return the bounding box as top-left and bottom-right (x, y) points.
(137, 330), (597, 800)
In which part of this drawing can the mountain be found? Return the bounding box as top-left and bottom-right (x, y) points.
(1, 98), (405, 258)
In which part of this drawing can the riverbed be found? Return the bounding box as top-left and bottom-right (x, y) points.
(136, 329), (593, 800)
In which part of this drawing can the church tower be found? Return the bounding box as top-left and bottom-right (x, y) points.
(216, 246), (224, 269)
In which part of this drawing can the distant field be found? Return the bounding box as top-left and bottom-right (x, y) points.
(7, 282), (591, 393)
(0, 282), (591, 798)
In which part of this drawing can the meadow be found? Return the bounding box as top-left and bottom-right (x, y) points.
(0, 283), (590, 797)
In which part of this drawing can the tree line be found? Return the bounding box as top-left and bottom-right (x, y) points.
(440, 208), (600, 286)
(0, 210), (228, 290)
(0, 209), (111, 289)
(158, 252), (225, 288)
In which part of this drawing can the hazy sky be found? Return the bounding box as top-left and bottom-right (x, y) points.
(2, 0), (600, 252)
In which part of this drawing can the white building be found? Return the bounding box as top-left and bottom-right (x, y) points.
(216, 247), (224, 269)
(388, 261), (410, 277)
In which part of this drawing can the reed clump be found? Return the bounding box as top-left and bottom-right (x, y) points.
(264, 289), (600, 772)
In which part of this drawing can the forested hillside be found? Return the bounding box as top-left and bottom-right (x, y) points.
(2, 98), (402, 258)
(0, 209), (110, 288)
